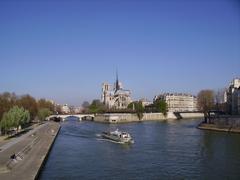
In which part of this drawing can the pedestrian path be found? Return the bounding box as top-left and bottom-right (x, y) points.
(0, 123), (47, 153)
(0, 122), (60, 180)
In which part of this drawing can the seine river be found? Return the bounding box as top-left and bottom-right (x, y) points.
(39, 117), (240, 180)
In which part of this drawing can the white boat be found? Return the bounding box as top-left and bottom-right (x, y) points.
(101, 129), (134, 144)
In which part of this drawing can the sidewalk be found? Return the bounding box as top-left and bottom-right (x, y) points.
(0, 121), (60, 180)
(0, 123), (40, 148)
(0, 123), (47, 153)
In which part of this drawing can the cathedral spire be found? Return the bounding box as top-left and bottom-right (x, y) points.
(115, 69), (120, 91)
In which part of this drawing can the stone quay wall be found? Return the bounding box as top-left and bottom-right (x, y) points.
(198, 115), (240, 133)
(94, 113), (166, 123)
(179, 112), (204, 119)
(94, 112), (203, 123)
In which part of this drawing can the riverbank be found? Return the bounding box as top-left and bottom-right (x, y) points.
(94, 112), (203, 123)
(0, 122), (60, 180)
(198, 123), (240, 133)
(197, 115), (240, 133)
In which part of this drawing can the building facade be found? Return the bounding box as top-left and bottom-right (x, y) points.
(139, 98), (152, 107)
(61, 104), (70, 114)
(225, 78), (240, 115)
(101, 74), (132, 109)
(154, 93), (197, 112)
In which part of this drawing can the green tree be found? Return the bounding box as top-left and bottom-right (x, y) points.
(16, 94), (38, 120)
(154, 99), (168, 116)
(88, 99), (106, 113)
(128, 101), (144, 120)
(0, 106), (30, 134)
(37, 108), (52, 122)
(127, 102), (134, 110)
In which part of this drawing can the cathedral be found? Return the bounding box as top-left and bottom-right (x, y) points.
(101, 73), (132, 109)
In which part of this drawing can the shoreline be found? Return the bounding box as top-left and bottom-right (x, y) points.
(198, 123), (240, 134)
(35, 124), (61, 180)
(94, 112), (203, 123)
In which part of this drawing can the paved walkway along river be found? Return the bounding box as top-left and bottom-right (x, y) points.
(0, 122), (60, 180)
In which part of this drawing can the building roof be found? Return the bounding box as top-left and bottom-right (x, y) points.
(156, 93), (196, 98)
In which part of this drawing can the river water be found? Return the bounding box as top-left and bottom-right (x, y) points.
(39, 117), (240, 180)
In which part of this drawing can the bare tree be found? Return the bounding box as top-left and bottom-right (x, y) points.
(197, 89), (215, 115)
(56, 105), (63, 115)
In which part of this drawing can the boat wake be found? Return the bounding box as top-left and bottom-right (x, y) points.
(96, 138), (127, 144)
(95, 133), (102, 137)
(62, 131), (96, 139)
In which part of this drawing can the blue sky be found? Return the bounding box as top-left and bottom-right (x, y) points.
(0, 0), (239, 106)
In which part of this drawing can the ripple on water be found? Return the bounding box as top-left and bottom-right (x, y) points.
(39, 118), (240, 180)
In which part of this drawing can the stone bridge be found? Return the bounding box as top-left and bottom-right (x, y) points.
(46, 114), (95, 121)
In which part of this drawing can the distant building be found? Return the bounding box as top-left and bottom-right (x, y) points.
(139, 98), (152, 107)
(61, 104), (70, 114)
(101, 73), (132, 109)
(154, 93), (197, 112)
(74, 107), (82, 114)
(225, 78), (240, 115)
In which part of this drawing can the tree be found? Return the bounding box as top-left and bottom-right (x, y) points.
(56, 105), (63, 114)
(0, 92), (57, 125)
(82, 101), (90, 108)
(197, 90), (215, 115)
(81, 101), (90, 113)
(88, 99), (106, 113)
(37, 99), (55, 112)
(16, 95), (38, 120)
(0, 106), (30, 134)
(69, 105), (75, 114)
(0, 92), (17, 120)
(37, 108), (52, 122)
(128, 101), (144, 120)
(154, 99), (168, 116)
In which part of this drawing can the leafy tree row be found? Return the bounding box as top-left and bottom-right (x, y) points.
(87, 99), (106, 113)
(0, 106), (30, 135)
(0, 92), (55, 129)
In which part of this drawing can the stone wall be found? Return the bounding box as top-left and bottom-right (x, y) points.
(166, 112), (177, 119)
(179, 112), (204, 119)
(94, 113), (166, 123)
(94, 112), (204, 123)
(142, 113), (165, 121)
(198, 115), (240, 133)
(208, 115), (240, 127)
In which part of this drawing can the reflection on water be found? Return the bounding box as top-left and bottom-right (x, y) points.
(39, 117), (240, 180)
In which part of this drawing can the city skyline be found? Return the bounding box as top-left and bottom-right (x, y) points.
(0, 0), (239, 106)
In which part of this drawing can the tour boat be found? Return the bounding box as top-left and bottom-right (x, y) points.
(101, 129), (134, 144)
